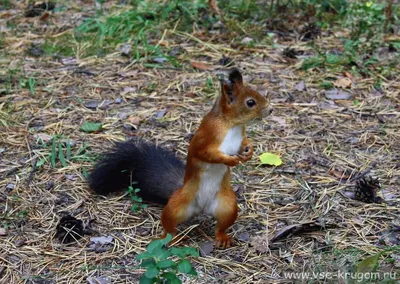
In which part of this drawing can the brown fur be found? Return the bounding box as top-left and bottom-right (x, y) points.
(161, 69), (269, 248)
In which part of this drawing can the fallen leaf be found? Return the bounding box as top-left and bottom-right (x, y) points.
(241, 37), (253, 44)
(250, 235), (269, 253)
(127, 116), (141, 125)
(343, 71), (353, 79)
(318, 100), (338, 109)
(357, 253), (380, 273)
(60, 57), (76, 65)
(120, 43), (131, 56)
(259, 153), (282, 166)
(270, 224), (299, 242)
(324, 89), (351, 100)
(191, 61), (213, 71)
(294, 81), (306, 92)
(34, 133), (53, 142)
(99, 100), (113, 110)
(152, 57), (168, 64)
(156, 108), (168, 118)
(6, 184), (15, 191)
(40, 11), (50, 21)
(208, 0), (221, 15)
(14, 238), (26, 247)
(121, 86), (137, 94)
(341, 190), (355, 199)
(119, 70), (139, 78)
(268, 116), (287, 127)
(199, 241), (214, 257)
(378, 231), (400, 246)
(80, 122), (103, 133)
(270, 221), (327, 242)
(65, 174), (77, 181)
(328, 168), (351, 180)
(90, 235), (114, 245)
(0, 228), (7, 236)
(87, 276), (111, 284)
(84, 101), (100, 109)
(238, 232), (250, 242)
(334, 77), (352, 89)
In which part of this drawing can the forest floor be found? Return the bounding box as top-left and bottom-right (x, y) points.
(1, 1), (399, 283)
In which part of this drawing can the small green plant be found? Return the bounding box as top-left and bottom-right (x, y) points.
(74, 0), (212, 59)
(137, 234), (199, 284)
(35, 136), (97, 170)
(127, 184), (147, 212)
(345, 1), (387, 53)
(19, 76), (36, 95)
(302, 53), (352, 71)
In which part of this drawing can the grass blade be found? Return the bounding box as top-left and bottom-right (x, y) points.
(58, 143), (67, 168)
(51, 137), (57, 167)
(66, 139), (71, 160)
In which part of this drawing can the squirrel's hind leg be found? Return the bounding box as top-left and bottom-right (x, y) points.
(160, 188), (193, 239)
(214, 186), (238, 249)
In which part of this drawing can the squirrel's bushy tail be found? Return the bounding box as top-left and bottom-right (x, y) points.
(88, 141), (185, 204)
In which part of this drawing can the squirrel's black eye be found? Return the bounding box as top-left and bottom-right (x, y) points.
(246, 99), (256, 108)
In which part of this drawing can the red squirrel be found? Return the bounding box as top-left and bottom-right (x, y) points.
(89, 69), (270, 248)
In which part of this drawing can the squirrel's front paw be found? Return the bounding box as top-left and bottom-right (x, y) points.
(238, 145), (253, 162)
(226, 156), (240, 167)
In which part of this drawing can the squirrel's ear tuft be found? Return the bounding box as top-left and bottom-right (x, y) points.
(228, 68), (243, 85)
(221, 80), (235, 104)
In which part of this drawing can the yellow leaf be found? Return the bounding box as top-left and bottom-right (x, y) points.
(259, 153), (282, 166)
(334, 77), (352, 89)
(356, 253), (380, 273)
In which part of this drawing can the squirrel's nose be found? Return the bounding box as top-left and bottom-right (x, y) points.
(262, 106), (273, 117)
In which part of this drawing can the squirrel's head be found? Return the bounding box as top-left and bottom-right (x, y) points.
(218, 68), (271, 125)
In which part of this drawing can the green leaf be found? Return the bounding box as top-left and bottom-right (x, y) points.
(36, 158), (46, 168)
(161, 233), (173, 245)
(154, 247), (172, 260)
(58, 143), (67, 167)
(259, 152), (282, 166)
(181, 247), (199, 257)
(170, 247), (186, 258)
(137, 252), (153, 260)
(161, 272), (180, 283)
(157, 259), (176, 269)
(170, 246), (198, 257)
(147, 238), (167, 254)
(139, 275), (156, 284)
(357, 253), (380, 273)
(51, 138), (57, 167)
(80, 122), (102, 133)
(74, 142), (89, 156)
(187, 268), (198, 276)
(167, 276), (182, 284)
(131, 204), (139, 212)
(28, 77), (35, 95)
(81, 167), (89, 180)
(140, 259), (156, 268)
(177, 259), (192, 274)
(145, 266), (160, 279)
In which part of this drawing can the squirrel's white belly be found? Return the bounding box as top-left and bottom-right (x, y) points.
(186, 126), (243, 217)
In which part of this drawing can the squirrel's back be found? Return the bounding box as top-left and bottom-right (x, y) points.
(88, 141), (185, 204)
